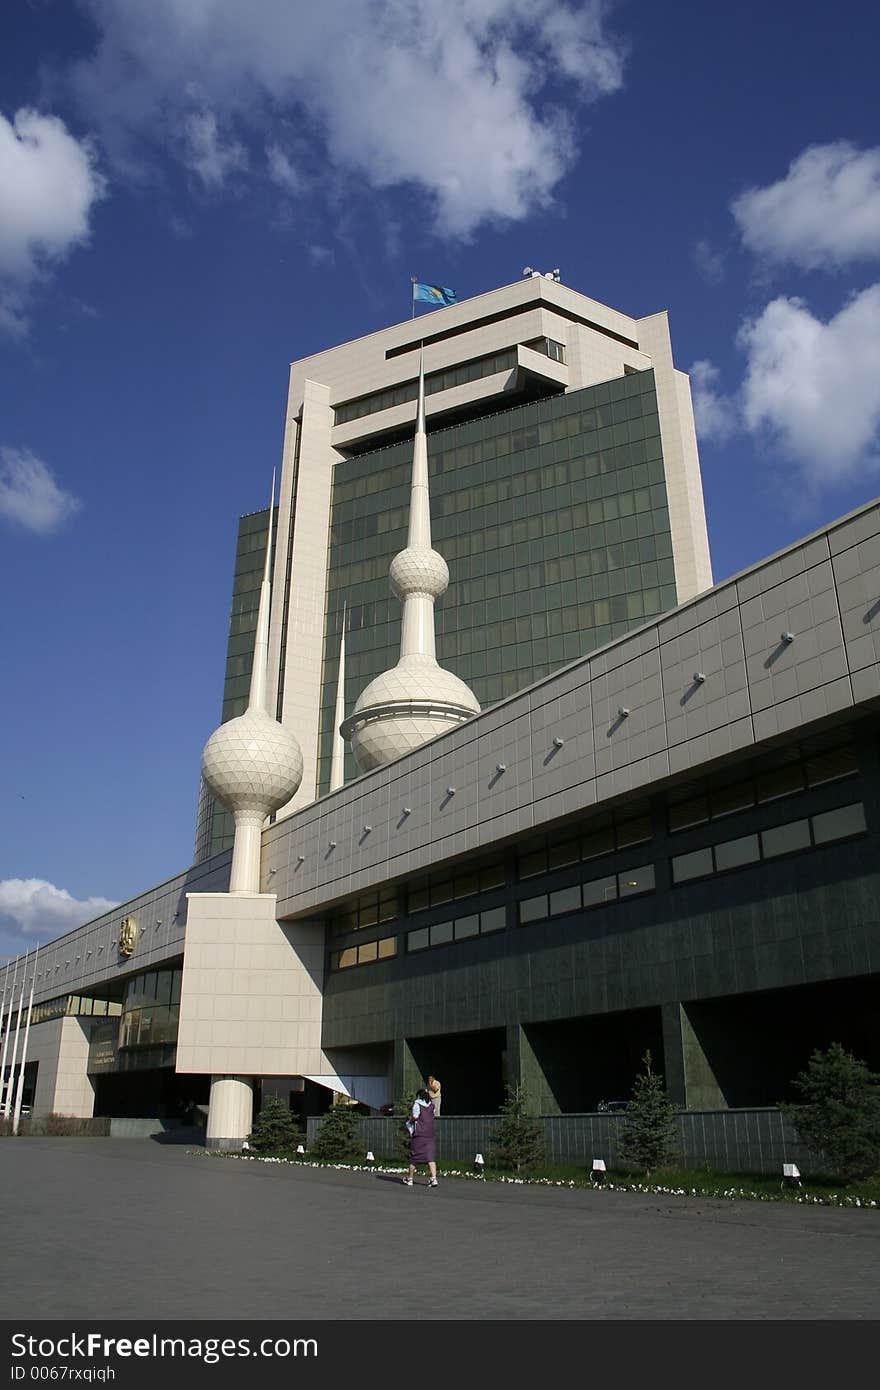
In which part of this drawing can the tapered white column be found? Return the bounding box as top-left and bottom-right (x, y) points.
(12, 950), (36, 1134)
(343, 357), (479, 771)
(3, 952), (27, 1119)
(201, 478), (303, 896)
(0, 956), (15, 1114)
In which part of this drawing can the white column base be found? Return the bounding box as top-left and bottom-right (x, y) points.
(206, 1075), (254, 1150)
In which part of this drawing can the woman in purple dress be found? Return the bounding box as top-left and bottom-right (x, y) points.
(403, 1088), (438, 1187)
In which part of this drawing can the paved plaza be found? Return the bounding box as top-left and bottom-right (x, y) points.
(1, 1138), (878, 1321)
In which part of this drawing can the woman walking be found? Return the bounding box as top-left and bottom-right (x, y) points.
(403, 1088), (438, 1187)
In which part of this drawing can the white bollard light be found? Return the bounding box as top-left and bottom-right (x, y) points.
(591, 1158), (607, 1183)
(782, 1162), (802, 1189)
(366, 1151), (375, 1165)
(296, 1144), (305, 1156)
(474, 1152), (485, 1176)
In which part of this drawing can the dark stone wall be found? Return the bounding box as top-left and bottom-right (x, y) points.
(321, 729), (880, 1108)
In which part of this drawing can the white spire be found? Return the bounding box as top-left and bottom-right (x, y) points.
(329, 604), (347, 791)
(201, 477), (303, 893)
(342, 356), (479, 772)
(248, 469), (275, 714)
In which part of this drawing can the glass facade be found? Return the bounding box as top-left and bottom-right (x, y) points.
(319, 369), (676, 793)
(119, 967), (182, 1049)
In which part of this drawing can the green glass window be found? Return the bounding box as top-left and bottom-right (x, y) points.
(811, 803), (866, 844)
(319, 372), (674, 794)
(714, 834), (760, 871)
(619, 865), (654, 896)
(672, 848), (713, 883)
(582, 875), (617, 907)
(761, 819), (811, 858)
(519, 895), (548, 924)
(549, 885), (581, 915)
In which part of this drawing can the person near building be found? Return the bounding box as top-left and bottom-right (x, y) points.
(426, 1074), (441, 1116)
(403, 1089), (438, 1187)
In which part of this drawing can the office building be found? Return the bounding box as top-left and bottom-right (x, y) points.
(197, 276), (711, 857)
(4, 281), (878, 1165)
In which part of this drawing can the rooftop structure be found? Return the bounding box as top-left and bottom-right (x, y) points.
(197, 275), (713, 858)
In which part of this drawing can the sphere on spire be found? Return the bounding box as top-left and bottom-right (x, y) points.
(201, 706), (303, 818)
(343, 357), (479, 773)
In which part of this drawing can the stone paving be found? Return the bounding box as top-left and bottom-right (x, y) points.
(2, 1139), (878, 1320)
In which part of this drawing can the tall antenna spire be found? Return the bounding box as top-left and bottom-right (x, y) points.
(329, 603), (347, 791)
(342, 356), (479, 771)
(248, 468), (275, 714)
(201, 475), (303, 893)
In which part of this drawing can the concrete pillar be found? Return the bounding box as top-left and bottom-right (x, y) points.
(206, 1075), (254, 1150)
(661, 1003), (725, 1110)
(505, 1024), (556, 1114)
(392, 1039), (421, 1101)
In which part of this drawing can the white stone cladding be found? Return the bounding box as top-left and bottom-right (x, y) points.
(27, 1016), (96, 1119)
(176, 893), (327, 1078)
(636, 312), (713, 602)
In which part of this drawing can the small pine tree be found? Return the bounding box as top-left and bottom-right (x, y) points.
(248, 1096), (303, 1154)
(618, 1051), (679, 1177)
(782, 1042), (880, 1184)
(393, 1091), (418, 1162)
(311, 1099), (363, 1162)
(489, 1084), (545, 1173)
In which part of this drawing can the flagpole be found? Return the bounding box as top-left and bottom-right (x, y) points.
(12, 947), (37, 1134)
(3, 950), (27, 1119)
(0, 956), (13, 1115)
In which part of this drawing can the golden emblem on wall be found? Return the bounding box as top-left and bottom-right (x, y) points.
(118, 916), (138, 957)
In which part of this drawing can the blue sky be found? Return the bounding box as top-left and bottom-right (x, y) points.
(1, 0), (879, 958)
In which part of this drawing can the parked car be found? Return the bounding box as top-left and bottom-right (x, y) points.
(597, 1099), (629, 1113)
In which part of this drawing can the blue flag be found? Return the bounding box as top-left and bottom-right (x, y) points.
(412, 281), (457, 307)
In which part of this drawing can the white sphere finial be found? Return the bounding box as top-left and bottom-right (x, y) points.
(201, 479), (304, 891)
(343, 355), (479, 772)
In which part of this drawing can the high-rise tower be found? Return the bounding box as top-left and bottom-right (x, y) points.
(196, 274), (713, 857)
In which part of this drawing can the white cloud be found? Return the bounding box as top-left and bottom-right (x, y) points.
(691, 238), (725, 284)
(266, 143), (300, 194)
(732, 142), (880, 271)
(688, 359), (736, 443)
(738, 285), (880, 487)
(70, 0), (625, 236)
(0, 879), (117, 942)
(0, 107), (106, 333)
(183, 110), (247, 188)
(0, 447), (82, 535)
